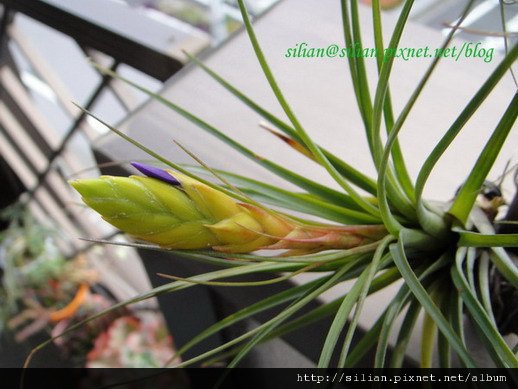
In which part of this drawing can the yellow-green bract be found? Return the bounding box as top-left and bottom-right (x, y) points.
(70, 169), (386, 253)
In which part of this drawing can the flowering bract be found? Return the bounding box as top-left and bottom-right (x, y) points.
(70, 164), (386, 253)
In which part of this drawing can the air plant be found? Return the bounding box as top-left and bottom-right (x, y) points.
(28, 0), (517, 368)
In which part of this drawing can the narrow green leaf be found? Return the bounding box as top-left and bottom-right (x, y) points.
(236, 0), (381, 217)
(452, 249), (518, 367)
(389, 298), (420, 368)
(219, 257), (399, 369)
(437, 320), (451, 367)
(238, 189), (377, 224)
(377, 0), (473, 171)
(469, 208), (518, 288)
(199, 300), (342, 367)
(416, 43), (518, 206)
(158, 261), (326, 287)
(391, 231), (477, 367)
(441, 287), (467, 368)
(371, 0), (414, 201)
(269, 266), (401, 341)
(457, 247), (506, 368)
(73, 105), (250, 204)
(371, 0), (419, 223)
(449, 93), (518, 225)
(171, 271), (352, 368)
(171, 261), (364, 368)
(421, 282), (446, 368)
(499, 0), (518, 87)
(344, 1), (415, 224)
(226, 259), (359, 367)
(185, 53), (378, 195)
(340, 0), (373, 147)
(173, 320), (266, 368)
(89, 67), (356, 209)
(449, 289), (466, 367)
(458, 230), (518, 248)
(421, 309), (438, 368)
(348, 0), (416, 222)
(338, 237), (395, 366)
(466, 247), (478, 292)
(342, 311), (385, 367)
(185, 166), (380, 224)
(375, 254), (447, 368)
(170, 275), (328, 361)
(80, 238), (247, 268)
(341, 1), (417, 225)
(377, 0), (475, 235)
(174, 257), (382, 369)
(349, 0), (374, 142)
(198, 247), (377, 266)
(318, 250), (389, 368)
(478, 251), (496, 325)
(26, 260), (290, 368)
(200, 265), (400, 368)
(84, 237), (359, 272)
(377, 148), (405, 235)
(490, 247), (518, 290)
(341, 3), (415, 221)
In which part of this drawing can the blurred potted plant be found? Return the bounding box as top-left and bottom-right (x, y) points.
(86, 310), (175, 368)
(0, 207), (176, 367)
(0, 208), (97, 342)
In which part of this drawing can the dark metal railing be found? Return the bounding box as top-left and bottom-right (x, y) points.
(0, 0), (183, 81)
(0, 1), (186, 254)
(23, 61), (120, 202)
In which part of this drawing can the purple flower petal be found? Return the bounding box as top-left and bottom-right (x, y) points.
(131, 162), (180, 186)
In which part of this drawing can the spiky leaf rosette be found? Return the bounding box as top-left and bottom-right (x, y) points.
(70, 163), (386, 253)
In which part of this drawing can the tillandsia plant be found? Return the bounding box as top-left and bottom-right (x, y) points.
(27, 0), (518, 368)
